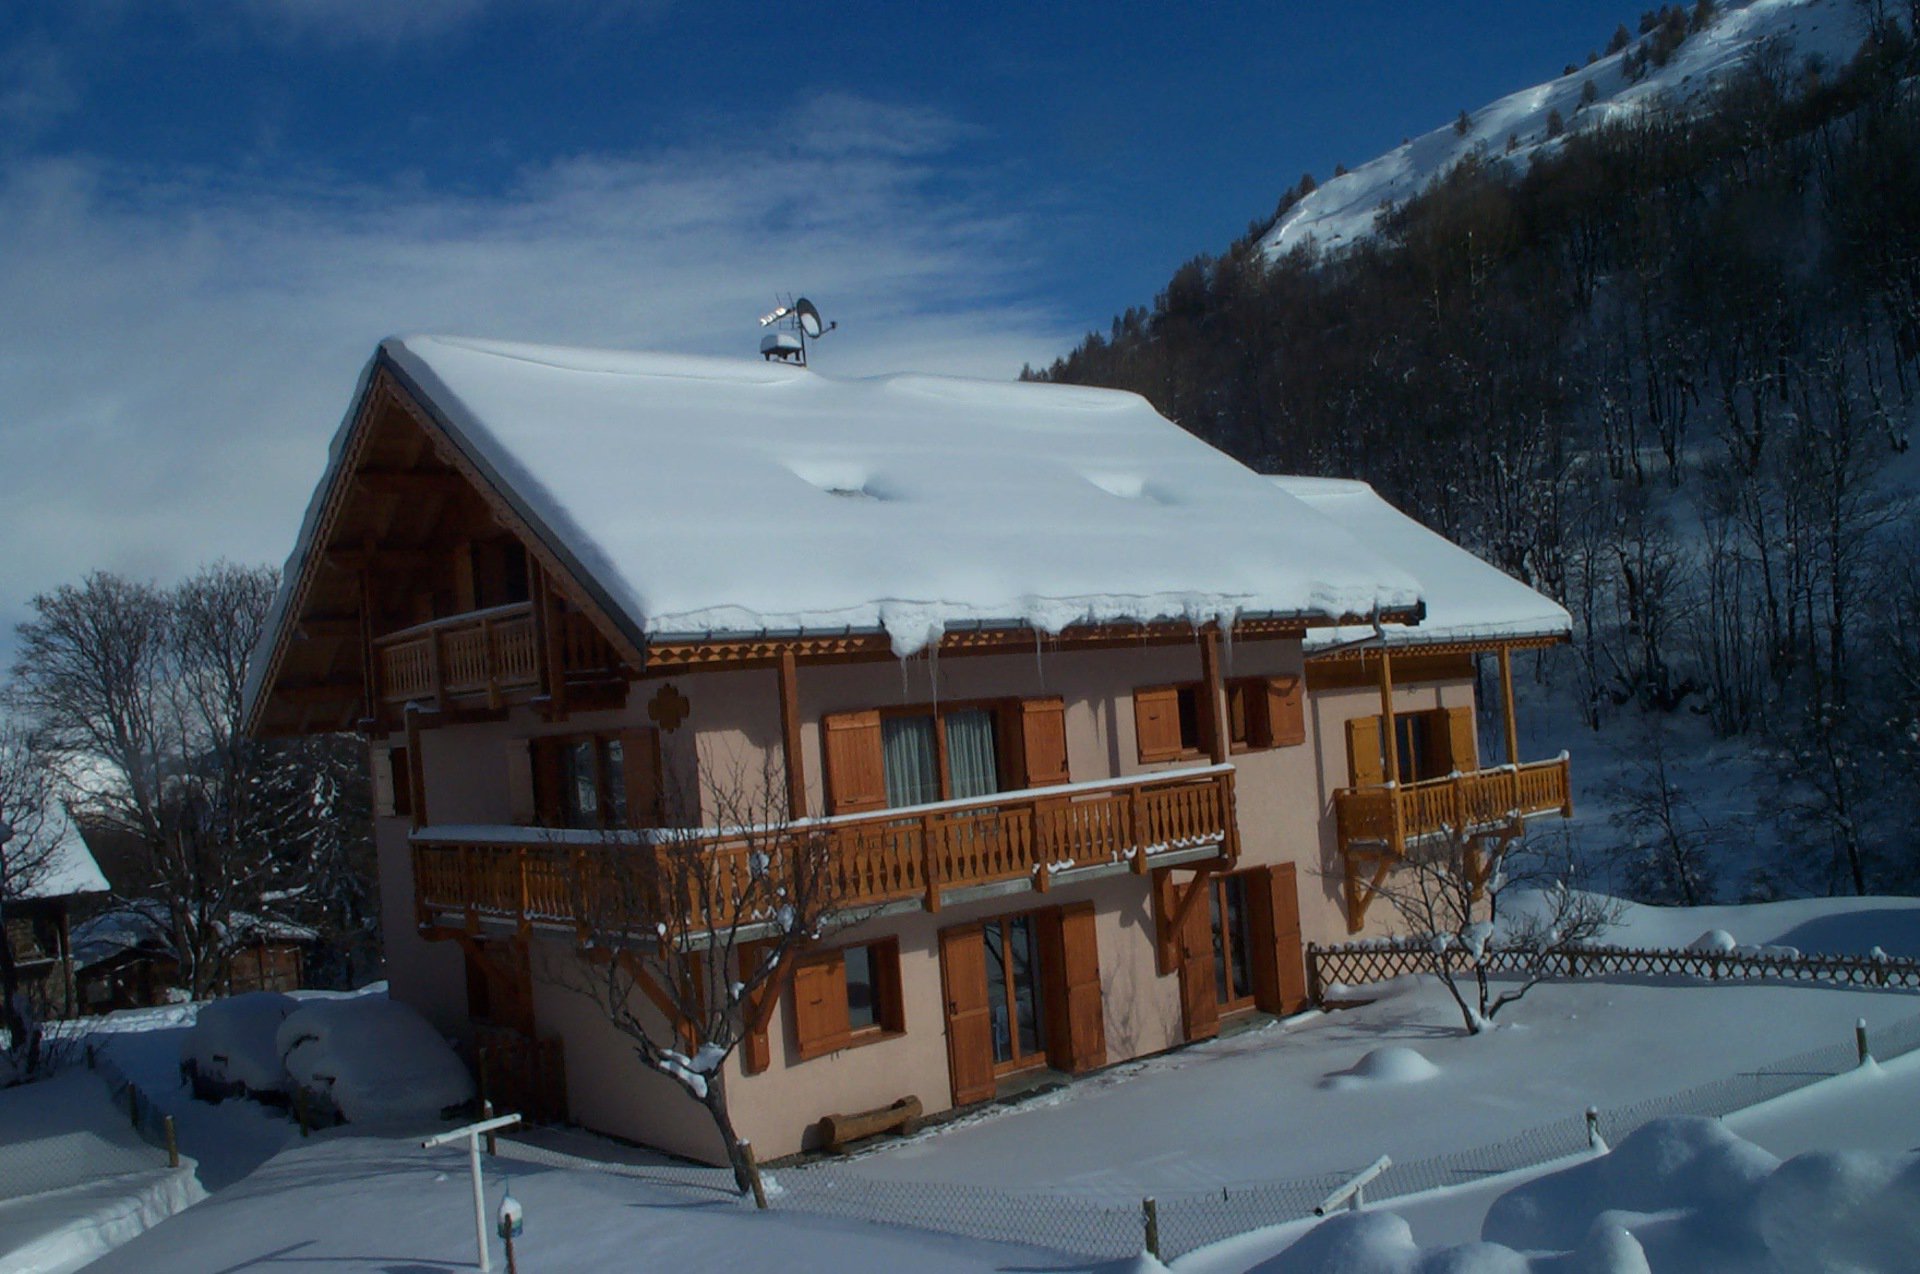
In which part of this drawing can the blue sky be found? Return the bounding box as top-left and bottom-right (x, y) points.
(0, 0), (1633, 651)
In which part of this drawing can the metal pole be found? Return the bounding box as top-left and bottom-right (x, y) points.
(469, 1131), (490, 1274)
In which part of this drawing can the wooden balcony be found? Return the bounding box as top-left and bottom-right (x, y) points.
(411, 766), (1237, 940)
(1334, 755), (1573, 859)
(374, 602), (620, 711)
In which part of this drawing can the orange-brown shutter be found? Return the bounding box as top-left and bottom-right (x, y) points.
(1445, 705), (1478, 773)
(738, 940), (779, 1074)
(822, 710), (887, 814)
(1177, 881), (1220, 1042)
(620, 728), (664, 826)
(530, 740), (564, 824)
(938, 925), (996, 1105)
(1345, 716), (1384, 788)
(1044, 903), (1106, 1072)
(1134, 686), (1185, 764)
(1266, 675), (1306, 748)
(1019, 698), (1071, 788)
(790, 951), (850, 1061)
(1248, 865), (1308, 1015)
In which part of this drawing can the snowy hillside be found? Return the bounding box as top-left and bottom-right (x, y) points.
(1260, 0), (1875, 258)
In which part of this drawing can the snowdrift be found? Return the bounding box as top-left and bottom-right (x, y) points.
(274, 998), (473, 1125)
(1273, 1116), (1920, 1272)
(179, 992), (298, 1099)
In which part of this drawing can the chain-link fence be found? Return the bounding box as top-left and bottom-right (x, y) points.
(0, 1049), (177, 1203)
(497, 1001), (1920, 1263)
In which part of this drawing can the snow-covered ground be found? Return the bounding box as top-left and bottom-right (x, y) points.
(1260, 0), (1877, 259)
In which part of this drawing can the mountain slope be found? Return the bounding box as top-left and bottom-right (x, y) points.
(1260, 0), (1874, 258)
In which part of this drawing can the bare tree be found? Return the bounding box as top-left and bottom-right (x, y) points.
(1371, 821), (1619, 1035)
(9, 564), (362, 996)
(553, 755), (852, 1193)
(1609, 713), (1720, 905)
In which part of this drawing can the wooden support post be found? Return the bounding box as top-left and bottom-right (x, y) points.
(1377, 644), (1402, 856)
(1199, 624), (1228, 766)
(778, 648), (807, 821)
(538, 570), (570, 720)
(1498, 644), (1520, 768)
(359, 564), (380, 729)
(403, 706), (429, 830)
(740, 1140), (769, 1210)
(1142, 1197), (1161, 1260)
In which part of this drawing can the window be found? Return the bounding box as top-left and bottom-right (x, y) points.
(1346, 706), (1477, 788)
(532, 730), (661, 828)
(791, 939), (904, 1060)
(1134, 684), (1205, 763)
(879, 706), (1002, 810)
(984, 913), (1049, 1071)
(1210, 873), (1256, 1012)
(1227, 676), (1306, 753)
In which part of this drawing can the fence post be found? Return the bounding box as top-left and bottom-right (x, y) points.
(1141, 1197), (1161, 1260)
(740, 1141), (769, 1211)
(483, 1099), (498, 1156)
(1586, 1106), (1603, 1151)
(1857, 1018), (1872, 1067)
(164, 1115), (179, 1169)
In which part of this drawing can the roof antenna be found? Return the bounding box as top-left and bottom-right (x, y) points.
(757, 296), (836, 366)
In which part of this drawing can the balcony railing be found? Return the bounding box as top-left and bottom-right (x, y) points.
(374, 603), (620, 709)
(411, 765), (1237, 937)
(1333, 755), (1572, 858)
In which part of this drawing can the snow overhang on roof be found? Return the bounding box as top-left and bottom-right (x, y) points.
(17, 809), (110, 901)
(245, 337), (1427, 726)
(1269, 476), (1571, 653)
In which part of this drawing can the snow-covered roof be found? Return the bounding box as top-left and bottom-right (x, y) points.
(72, 901), (318, 970)
(1270, 477), (1569, 652)
(16, 809), (109, 901)
(269, 337), (1423, 669)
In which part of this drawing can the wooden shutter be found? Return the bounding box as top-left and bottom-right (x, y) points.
(1248, 865), (1308, 1015)
(1018, 698), (1071, 788)
(823, 710), (887, 814)
(1266, 676), (1306, 748)
(1177, 882), (1220, 1043)
(1041, 903), (1106, 1074)
(938, 925), (996, 1105)
(1345, 716), (1384, 788)
(739, 940), (776, 1074)
(790, 951), (850, 1061)
(1134, 686), (1185, 763)
(530, 739), (564, 824)
(1444, 706), (1478, 773)
(620, 728), (664, 826)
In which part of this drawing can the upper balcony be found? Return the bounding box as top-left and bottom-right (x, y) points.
(1334, 756), (1572, 857)
(374, 602), (622, 713)
(410, 764), (1237, 941)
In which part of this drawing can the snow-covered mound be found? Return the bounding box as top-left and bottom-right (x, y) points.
(1275, 1116), (1920, 1272)
(1688, 929), (1738, 953)
(180, 992), (298, 1097)
(275, 997), (472, 1125)
(1260, 0), (1876, 259)
(1499, 891), (1920, 958)
(1322, 1046), (1441, 1091)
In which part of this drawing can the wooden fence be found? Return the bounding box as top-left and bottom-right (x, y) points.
(1306, 940), (1920, 1003)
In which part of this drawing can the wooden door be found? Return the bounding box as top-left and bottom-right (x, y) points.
(1177, 881), (1220, 1042)
(1248, 864), (1309, 1015)
(1041, 904), (1106, 1074)
(938, 925), (996, 1105)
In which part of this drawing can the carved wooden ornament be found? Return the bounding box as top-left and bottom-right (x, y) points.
(648, 683), (691, 733)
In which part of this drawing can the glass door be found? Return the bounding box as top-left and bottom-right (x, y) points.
(984, 913), (1048, 1072)
(1210, 873), (1256, 1012)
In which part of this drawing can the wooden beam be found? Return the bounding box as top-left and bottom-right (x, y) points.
(1377, 644), (1403, 858)
(274, 681), (360, 705)
(778, 648), (807, 821)
(1199, 624), (1228, 766)
(1498, 645), (1520, 768)
(403, 706), (429, 830)
(352, 469), (468, 497)
(295, 616), (361, 639)
(322, 547), (444, 574)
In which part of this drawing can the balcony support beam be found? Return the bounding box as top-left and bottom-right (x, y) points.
(1498, 645), (1520, 768)
(1199, 624), (1228, 766)
(1376, 644), (1403, 857)
(778, 649), (807, 821)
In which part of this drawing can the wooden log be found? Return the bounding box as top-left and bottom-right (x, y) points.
(819, 1095), (923, 1152)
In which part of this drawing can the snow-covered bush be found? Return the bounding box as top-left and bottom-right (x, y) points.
(275, 997), (472, 1125)
(180, 992), (298, 1099)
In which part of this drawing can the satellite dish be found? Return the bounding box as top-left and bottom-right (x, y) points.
(796, 297), (824, 339)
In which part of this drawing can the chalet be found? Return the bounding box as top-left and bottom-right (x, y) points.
(70, 903), (316, 1014)
(243, 336), (1572, 1163)
(5, 810), (109, 1021)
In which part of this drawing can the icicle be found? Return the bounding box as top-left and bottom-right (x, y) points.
(1034, 629), (1046, 689)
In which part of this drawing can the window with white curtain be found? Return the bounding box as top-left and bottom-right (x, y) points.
(879, 707), (1002, 808)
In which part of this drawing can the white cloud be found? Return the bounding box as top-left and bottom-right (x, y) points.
(0, 98), (1073, 665)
